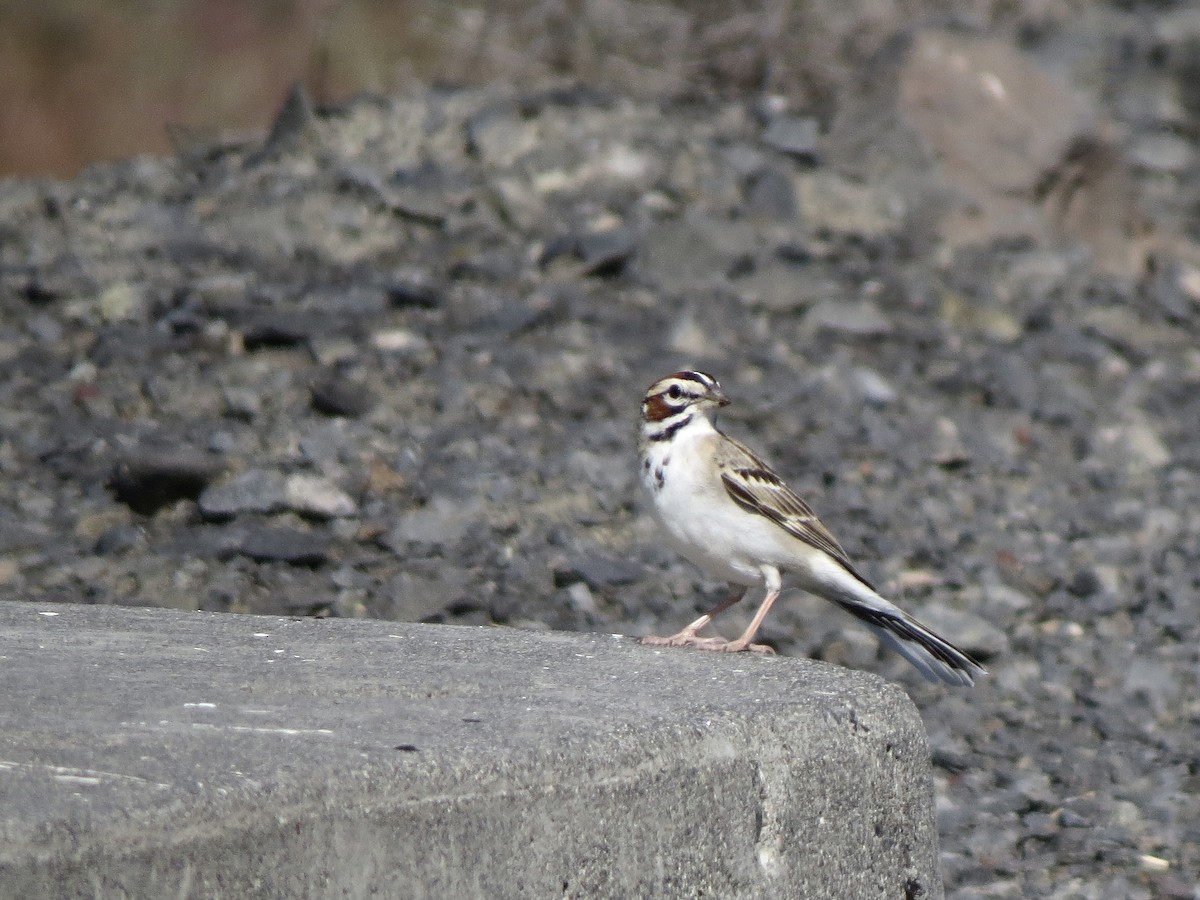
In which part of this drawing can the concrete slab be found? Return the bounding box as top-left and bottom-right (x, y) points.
(0, 602), (942, 899)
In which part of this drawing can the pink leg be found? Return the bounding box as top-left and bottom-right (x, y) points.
(720, 586), (781, 653)
(641, 587), (775, 655)
(640, 588), (744, 648)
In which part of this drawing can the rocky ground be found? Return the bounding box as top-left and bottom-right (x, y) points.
(3, 3), (1200, 897)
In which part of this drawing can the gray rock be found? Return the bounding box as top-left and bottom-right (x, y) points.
(849, 366), (898, 406)
(384, 568), (468, 622)
(238, 526), (330, 566)
(310, 374), (374, 418)
(804, 297), (891, 336)
(1129, 132), (1194, 173)
(575, 227), (638, 277)
(26, 313), (63, 345)
(930, 417), (971, 468)
(284, 474), (357, 519)
(240, 312), (322, 349)
(734, 263), (833, 312)
(915, 604), (1010, 659)
(387, 496), (479, 550)
(94, 524), (144, 556)
(466, 105), (539, 166)
(222, 387), (261, 421)
(554, 553), (643, 590)
(744, 167), (798, 220)
(197, 470), (288, 521)
(794, 172), (904, 237)
(385, 269), (442, 308)
(1122, 658), (1181, 716)
(762, 115), (819, 161)
(263, 82), (316, 152)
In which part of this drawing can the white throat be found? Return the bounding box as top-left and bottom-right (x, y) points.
(639, 409), (717, 494)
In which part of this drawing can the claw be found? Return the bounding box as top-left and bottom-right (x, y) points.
(640, 634), (775, 655)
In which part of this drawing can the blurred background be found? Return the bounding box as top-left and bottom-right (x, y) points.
(0, 0), (470, 176)
(0, 0), (1082, 179)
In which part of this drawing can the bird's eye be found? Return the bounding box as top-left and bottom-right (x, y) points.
(667, 385), (682, 399)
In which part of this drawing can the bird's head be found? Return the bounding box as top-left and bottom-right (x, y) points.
(641, 370), (730, 423)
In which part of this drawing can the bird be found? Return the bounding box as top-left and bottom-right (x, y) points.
(637, 370), (986, 686)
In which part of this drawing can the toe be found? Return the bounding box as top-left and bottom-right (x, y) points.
(719, 640), (775, 655)
(640, 634), (731, 651)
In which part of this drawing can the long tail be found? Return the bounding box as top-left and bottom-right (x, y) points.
(839, 599), (987, 687)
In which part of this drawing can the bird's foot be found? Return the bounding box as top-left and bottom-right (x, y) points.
(640, 633), (775, 655)
(718, 637), (775, 655)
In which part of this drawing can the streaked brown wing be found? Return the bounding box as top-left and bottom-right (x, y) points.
(717, 435), (876, 590)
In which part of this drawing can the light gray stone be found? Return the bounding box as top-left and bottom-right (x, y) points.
(284, 474), (358, 519)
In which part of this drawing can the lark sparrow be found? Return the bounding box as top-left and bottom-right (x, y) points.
(638, 370), (986, 686)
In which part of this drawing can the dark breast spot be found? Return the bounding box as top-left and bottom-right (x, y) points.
(654, 466), (665, 488)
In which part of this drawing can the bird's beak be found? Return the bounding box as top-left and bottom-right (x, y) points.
(709, 386), (731, 407)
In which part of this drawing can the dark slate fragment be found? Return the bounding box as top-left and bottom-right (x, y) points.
(517, 84), (612, 114)
(22, 278), (59, 305)
(447, 249), (524, 282)
(745, 167), (798, 220)
(463, 102), (518, 158)
(762, 115), (820, 161)
(304, 285), (389, 317)
(537, 235), (578, 268)
(240, 312), (318, 349)
(26, 314), (63, 345)
(775, 242), (812, 264)
(385, 271), (442, 308)
(310, 373), (375, 418)
(263, 82), (316, 152)
(576, 228), (638, 277)
(553, 553), (644, 590)
(109, 450), (225, 515)
(239, 526), (330, 567)
(335, 163), (393, 206)
(1066, 568), (1101, 597)
(163, 525), (249, 560)
(1059, 810), (1092, 829)
(94, 524), (144, 556)
(468, 298), (556, 337)
(162, 307), (206, 336)
(389, 186), (448, 226)
(541, 229), (638, 277)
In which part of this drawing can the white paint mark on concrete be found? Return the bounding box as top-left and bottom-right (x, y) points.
(189, 723), (334, 737)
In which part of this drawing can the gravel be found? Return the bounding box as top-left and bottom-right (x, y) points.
(3, 5), (1200, 897)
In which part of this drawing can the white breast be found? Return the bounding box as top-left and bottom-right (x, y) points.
(641, 421), (799, 587)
